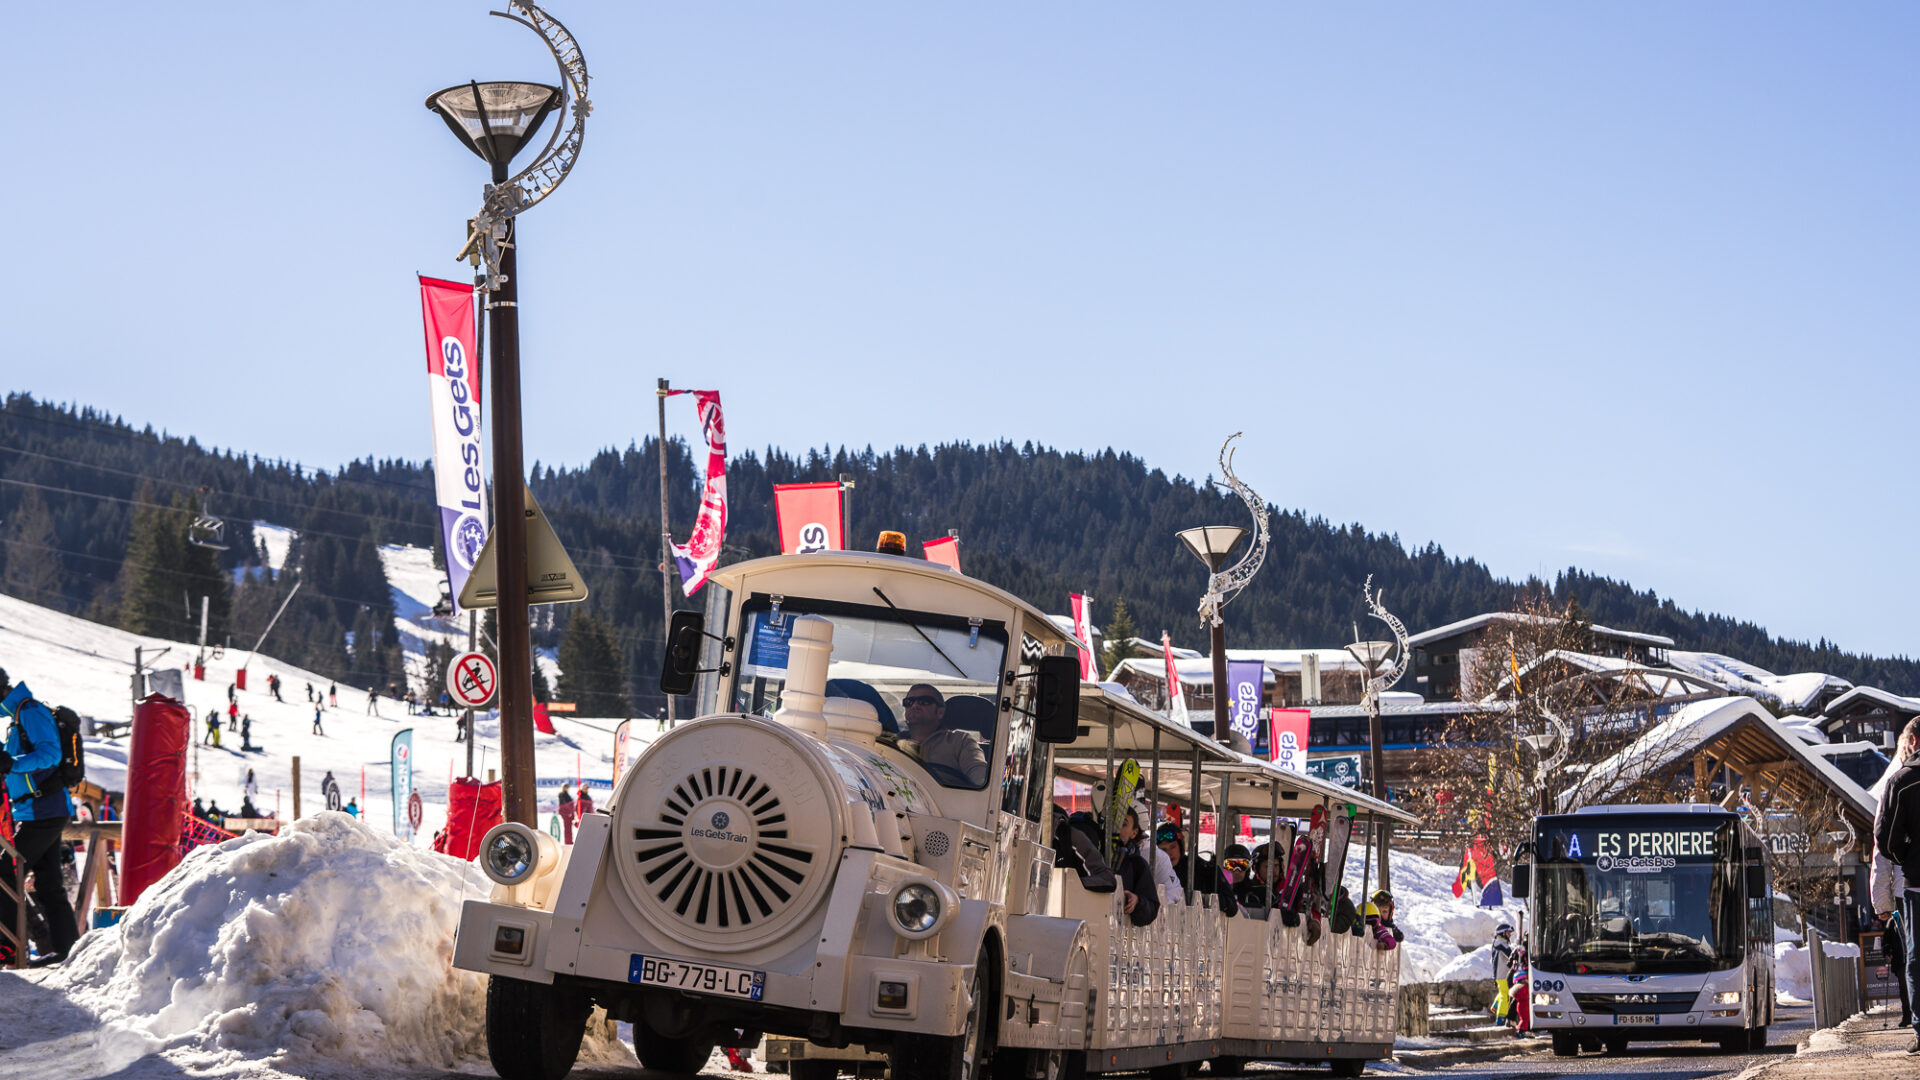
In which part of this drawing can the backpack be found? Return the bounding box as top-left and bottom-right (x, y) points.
(13, 700), (85, 791)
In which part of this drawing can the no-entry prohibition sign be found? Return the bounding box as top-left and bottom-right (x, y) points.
(447, 651), (498, 708)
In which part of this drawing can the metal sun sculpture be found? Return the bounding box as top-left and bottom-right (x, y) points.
(466, 1), (592, 290)
(1198, 432), (1270, 628)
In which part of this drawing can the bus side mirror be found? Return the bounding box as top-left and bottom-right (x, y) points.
(1512, 863), (1530, 899)
(1746, 864), (1766, 897)
(660, 611), (707, 696)
(1035, 655), (1081, 743)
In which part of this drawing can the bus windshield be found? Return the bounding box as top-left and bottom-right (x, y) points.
(730, 594), (1008, 791)
(1532, 815), (1745, 975)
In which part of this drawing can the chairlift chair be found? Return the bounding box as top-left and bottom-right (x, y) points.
(432, 580), (455, 619)
(187, 487), (229, 551)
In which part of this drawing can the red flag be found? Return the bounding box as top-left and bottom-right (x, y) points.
(1161, 632), (1191, 727)
(1069, 593), (1097, 681)
(533, 700), (555, 734)
(1269, 707), (1311, 771)
(774, 482), (843, 554)
(923, 536), (962, 572)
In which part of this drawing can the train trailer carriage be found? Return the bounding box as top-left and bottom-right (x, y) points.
(450, 550), (1418, 1080)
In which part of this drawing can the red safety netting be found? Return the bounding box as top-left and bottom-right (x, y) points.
(121, 694), (190, 906)
(433, 777), (503, 861)
(180, 813), (238, 853)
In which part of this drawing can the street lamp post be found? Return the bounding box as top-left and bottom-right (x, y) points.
(1346, 578), (1409, 893)
(426, 3), (590, 826)
(1177, 526), (1247, 742)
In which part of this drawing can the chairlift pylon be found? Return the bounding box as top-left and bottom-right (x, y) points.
(187, 486), (229, 551)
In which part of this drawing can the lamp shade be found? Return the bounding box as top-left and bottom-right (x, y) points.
(1176, 526), (1247, 571)
(426, 81), (561, 169)
(1345, 640), (1395, 673)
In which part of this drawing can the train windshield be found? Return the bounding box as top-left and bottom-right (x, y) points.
(731, 594), (1007, 791)
(1532, 815), (1745, 975)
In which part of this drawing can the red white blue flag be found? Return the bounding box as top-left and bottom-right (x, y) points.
(666, 390), (727, 595)
(419, 276), (486, 613)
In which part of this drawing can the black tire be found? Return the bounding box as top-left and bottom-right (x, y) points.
(636, 1032), (716, 1075)
(484, 975), (591, 1080)
(1209, 1056), (1247, 1076)
(789, 1061), (840, 1080)
(1717, 1031), (1745, 1053)
(1749, 1026), (1768, 1051)
(1550, 1032), (1577, 1057)
(891, 960), (993, 1080)
(1327, 1058), (1366, 1077)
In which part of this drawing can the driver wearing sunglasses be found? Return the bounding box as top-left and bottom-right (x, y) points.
(901, 683), (988, 787)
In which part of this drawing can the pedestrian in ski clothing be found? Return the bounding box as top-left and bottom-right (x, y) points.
(228, 682), (236, 704)
(1491, 923), (1517, 1025)
(306, 682), (314, 703)
(366, 689), (380, 717)
(240, 714), (254, 752)
(1154, 821), (1238, 915)
(311, 706), (324, 735)
(206, 711), (222, 748)
(270, 675), (283, 703)
(0, 673), (81, 965)
(328, 682), (337, 706)
(321, 771), (340, 811)
(344, 799), (359, 818)
(243, 769), (259, 805)
(558, 785), (575, 844)
(577, 786), (595, 819)
(1874, 716), (1920, 1047)
(227, 701), (238, 730)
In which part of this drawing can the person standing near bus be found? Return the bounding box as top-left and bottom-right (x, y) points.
(1873, 716), (1920, 1050)
(1491, 923), (1517, 1026)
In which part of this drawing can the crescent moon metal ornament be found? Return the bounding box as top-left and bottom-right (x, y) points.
(466, 1), (592, 291)
(1198, 433), (1270, 628)
(1360, 575), (1410, 695)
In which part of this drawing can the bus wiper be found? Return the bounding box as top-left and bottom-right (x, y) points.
(871, 587), (967, 678)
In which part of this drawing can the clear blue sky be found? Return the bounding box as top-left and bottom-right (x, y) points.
(5, 4), (1916, 658)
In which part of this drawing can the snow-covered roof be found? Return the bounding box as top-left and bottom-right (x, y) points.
(1659, 652), (1853, 713)
(1761, 672), (1853, 713)
(1110, 649), (1372, 688)
(1406, 612), (1675, 650)
(1560, 696), (1876, 824)
(1823, 685), (1920, 718)
(1494, 650), (1713, 701)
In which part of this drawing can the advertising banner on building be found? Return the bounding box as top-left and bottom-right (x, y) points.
(774, 482), (843, 554)
(1070, 594), (1098, 681)
(1305, 752), (1362, 789)
(418, 276), (487, 613)
(390, 728), (415, 841)
(1161, 632), (1191, 728)
(612, 719), (633, 786)
(666, 390), (727, 594)
(1270, 708), (1313, 774)
(1227, 659), (1264, 751)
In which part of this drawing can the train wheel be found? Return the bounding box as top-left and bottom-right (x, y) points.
(1327, 1057), (1366, 1077)
(1550, 1032), (1578, 1057)
(892, 961), (992, 1080)
(789, 1061), (840, 1080)
(484, 975), (590, 1080)
(1208, 1056), (1247, 1076)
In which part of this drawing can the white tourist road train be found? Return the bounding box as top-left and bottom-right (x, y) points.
(452, 550), (1418, 1080)
(1514, 804), (1776, 1056)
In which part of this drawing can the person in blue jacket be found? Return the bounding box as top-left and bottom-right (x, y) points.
(0, 668), (80, 966)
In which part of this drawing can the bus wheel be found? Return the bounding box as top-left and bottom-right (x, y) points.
(635, 1029), (716, 1075)
(484, 975), (590, 1080)
(1327, 1058), (1366, 1077)
(892, 961), (992, 1080)
(1749, 1026), (1768, 1051)
(1550, 1032), (1577, 1057)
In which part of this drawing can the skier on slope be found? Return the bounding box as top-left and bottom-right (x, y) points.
(311, 705), (324, 735)
(243, 769), (259, 805)
(366, 689), (380, 717)
(328, 682), (337, 706)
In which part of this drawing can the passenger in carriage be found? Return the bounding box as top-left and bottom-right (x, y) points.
(1116, 799), (1183, 906)
(1051, 804), (1117, 892)
(1221, 843), (1252, 886)
(1154, 822), (1238, 915)
(1235, 842), (1286, 919)
(1111, 800), (1166, 927)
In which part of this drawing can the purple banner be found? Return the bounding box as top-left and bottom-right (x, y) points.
(1227, 659), (1265, 751)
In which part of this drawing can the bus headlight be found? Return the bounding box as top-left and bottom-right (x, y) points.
(1533, 991), (1559, 1006)
(1712, 991), (1741, 1005)
(886, 878), (957, 940)
(480, 822), (557, 887)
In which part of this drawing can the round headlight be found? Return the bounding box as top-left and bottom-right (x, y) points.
(479, 823), (555, 887)
(893, 884), (941, 934)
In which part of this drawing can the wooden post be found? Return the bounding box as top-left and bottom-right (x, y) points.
(1692, 755), (1710, 803)
(292, 756), (302, 820)
(489, 768), (498, 784)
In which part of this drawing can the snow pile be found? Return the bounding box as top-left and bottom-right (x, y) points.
(41, 812), (633, 1074)
(1775, 941), (1813, 1004)
(1325, 843), (1523, 984)
(1438, 909), (1500, 950)
(1433, 943), (1497, 983)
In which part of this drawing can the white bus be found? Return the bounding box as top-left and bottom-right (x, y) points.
(452, 550), (1417, 1080)
(1514, 804), (1775, 1056)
